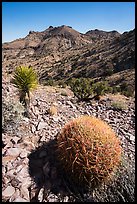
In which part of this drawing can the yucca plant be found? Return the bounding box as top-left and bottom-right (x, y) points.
(57, 115), (122, 191)
(12, 66), (38, 107)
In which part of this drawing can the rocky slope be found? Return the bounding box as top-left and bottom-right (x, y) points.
(2, 25), (135, 91)
(2, 77), (135, 202)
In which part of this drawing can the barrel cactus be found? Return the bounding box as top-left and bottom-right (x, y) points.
(57, 115), (122, 190)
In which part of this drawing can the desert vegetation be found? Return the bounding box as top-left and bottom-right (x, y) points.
(11, 66), (38, 108)
(57, 115), (122, 191)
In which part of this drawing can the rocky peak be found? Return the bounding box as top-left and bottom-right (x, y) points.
(85, 29), (121, 40)
(42, 25), (82, 40)
(28, 31), (36, 35)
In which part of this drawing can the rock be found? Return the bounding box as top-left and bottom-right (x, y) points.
(2, 185), (15, 197)
(20, 186), (30, 201)
(52, 116), (59, 122)
(66, 100), (76, 109)
(23, 117), (29, 123)
(31, 125), (36, 133)
(10, 178), (21, 188)
(63, 196), (69, 202)
(128, 133), (135, 142)
(2, 166), (6, 175)
(20, 151), (28, 158)
(12, 197), (28, 202)
(37, 121), (47, 130)
(4, 140), (14, 148)
(6, 148), (21, 157)
(38, 188), (44, 202)
(21, 177), (31, 187)
(47, 193), (59, 202)
(7, 168), (17, 177)
(10, 136), (20, 144)
(40, 136), (48, 142)
(2, 176), (11, 185)
(2, 155), (16, 164)
(16, 165), (24, 173)
(17, 166), (29, 181)
(8, 188), (20, 202)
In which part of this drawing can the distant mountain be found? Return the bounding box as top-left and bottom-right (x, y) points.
(2, 25), (135, 92)
(85, 29), (120, 41)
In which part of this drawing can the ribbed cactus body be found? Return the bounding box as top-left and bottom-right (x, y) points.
(57, 115), (122, 189)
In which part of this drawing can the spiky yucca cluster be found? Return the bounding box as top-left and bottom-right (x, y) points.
(12, 66), (38, 106)
(57, 115), (122, 189)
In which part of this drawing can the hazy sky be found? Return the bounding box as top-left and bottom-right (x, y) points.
(2, 2), (135, 43)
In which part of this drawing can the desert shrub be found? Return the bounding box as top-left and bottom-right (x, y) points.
(120, 82), (134, 97)
(105, 67), (114, 76)
(61, 91), (68, 96)
(69, 78), (112, 101)
(104, 61), (114, 76)
(57, 115), (122, 191)
(12, 66), (38, 107)
(111, 101), (128, 111)
(122, 90), (133, 97)
(43, 78), (57, 86)
(112, 86), (121, 94)
(2, 96), (25, 133)
(69, 78), (94, 101)
(47, 79), (56, 86)
(58, 81), (67, 88)
(92, 81), (111, 99)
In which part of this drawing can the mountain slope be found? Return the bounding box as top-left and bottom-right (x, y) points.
(2, 26), (135, 93)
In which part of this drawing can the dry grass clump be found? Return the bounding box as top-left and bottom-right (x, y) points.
(48, 102), (58, 116)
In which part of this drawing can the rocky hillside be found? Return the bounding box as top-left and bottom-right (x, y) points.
(2, 77), (135, 202)
(2, 25), (135, 92)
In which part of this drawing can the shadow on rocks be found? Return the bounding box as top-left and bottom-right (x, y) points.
(28, 138), (135, 202)
(28, 138), (90, 202)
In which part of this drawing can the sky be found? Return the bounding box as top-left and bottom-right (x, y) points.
(2, 2), (135, 43)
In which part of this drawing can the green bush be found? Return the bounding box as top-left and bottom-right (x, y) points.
(57, 115), (122, 190)
(104, 61), (114, 76)
(69, 78), (112, 101)
(122, 90), (133, 97)
(92, 81), (110, 97)
(112, 86), (121, 94)
(120, 82), (134, 97)
(69, 78), (94, 101)
(43, 78), (57, 86)
(105, 68), (114, 76)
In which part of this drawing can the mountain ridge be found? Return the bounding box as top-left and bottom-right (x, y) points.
(3, 25), (125, 44)
(2, 25), (135, 94)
